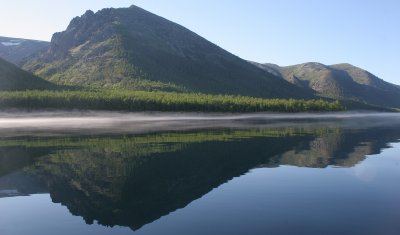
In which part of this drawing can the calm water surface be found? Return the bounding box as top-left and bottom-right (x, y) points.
(0, 112), (399, 235)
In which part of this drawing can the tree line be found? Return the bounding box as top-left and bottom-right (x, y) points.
(0, 89), (343, 112)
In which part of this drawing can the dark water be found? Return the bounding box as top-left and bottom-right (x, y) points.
(0, 112), (400, 235)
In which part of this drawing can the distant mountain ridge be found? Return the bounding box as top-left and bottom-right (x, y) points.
(0, 36), (49, 66)
(251, 62), (400, 108)
(23, 5), (312, 99)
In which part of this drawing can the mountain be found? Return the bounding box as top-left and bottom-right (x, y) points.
(23, 5), (312, 98)
(0, 58), (54, 91)
(252, 62), (400, 108)
(0, 36), (49, 65)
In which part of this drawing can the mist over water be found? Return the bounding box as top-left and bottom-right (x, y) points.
(0, 111), (400, 137)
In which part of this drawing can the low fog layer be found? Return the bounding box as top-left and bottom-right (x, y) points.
(0, 111), (400, 137)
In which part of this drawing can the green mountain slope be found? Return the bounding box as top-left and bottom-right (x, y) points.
(0, 36), (49, 65)
(252, 62), (400, 108)
(0, 58), (54, 91)
(330, 63), (399, 92)
(23, 6), (312, 99)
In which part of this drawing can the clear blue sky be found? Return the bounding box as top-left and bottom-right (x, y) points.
(1, 0), (399, 84)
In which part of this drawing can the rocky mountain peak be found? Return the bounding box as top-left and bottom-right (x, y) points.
(47, 9), (117, 60)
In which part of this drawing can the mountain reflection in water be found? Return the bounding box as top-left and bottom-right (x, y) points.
(0, 114), (400, 234)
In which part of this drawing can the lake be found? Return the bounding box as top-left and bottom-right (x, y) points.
(0, 112), (399, 235)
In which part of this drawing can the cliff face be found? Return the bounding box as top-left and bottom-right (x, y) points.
(47, 10), (117, 61)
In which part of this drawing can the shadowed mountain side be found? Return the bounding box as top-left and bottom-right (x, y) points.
(0, 58), (55, 91)
(23, 6), (312, 98)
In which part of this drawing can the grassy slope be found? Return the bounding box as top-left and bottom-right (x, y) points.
(0, 58), (55, 91)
